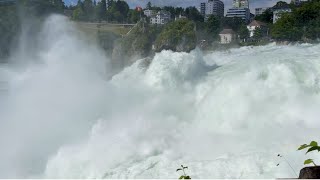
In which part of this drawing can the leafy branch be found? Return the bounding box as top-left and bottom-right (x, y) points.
(298, 141), (320, 166)
(176, 165), (191, 179)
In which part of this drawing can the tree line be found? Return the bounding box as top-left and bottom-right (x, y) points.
(0, 0), (65, 60)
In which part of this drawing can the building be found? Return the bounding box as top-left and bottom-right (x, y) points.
(200, 0), (224, 18)
(233, 0), (249, 8)
(273, 8), (291, 23)
(226, 0), (250, 23)
(255, 7), (267, 15)
(144, 9), (156, 17)
(226, 8), (250, 23)
(150, 11), (171, 25)
(200, 2), (206, 16)
(291, 0), (301, 5)
(205, 0), (224, 17)
(0, 0), (16, 5)
(219, 29), (236, 44)
(175, 14), (187, 21)
(247, 20), (268, 37)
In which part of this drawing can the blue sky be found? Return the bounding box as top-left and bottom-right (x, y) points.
(64, 0), (291, 11)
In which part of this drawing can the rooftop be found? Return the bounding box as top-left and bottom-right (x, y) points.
(219, 29), (236, 34)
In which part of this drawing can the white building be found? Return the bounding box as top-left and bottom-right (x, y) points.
(219, 29), (236, 44)
(273, 8), (291, 23)
(255, 7), (267, 15)
(144, 9), (155, 17)
(247, 20), (268, 37)
(150, 11), (171, 25)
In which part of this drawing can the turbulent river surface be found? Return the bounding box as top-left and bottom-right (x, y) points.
(0, 15), (320, 178)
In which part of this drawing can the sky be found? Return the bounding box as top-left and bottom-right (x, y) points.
(64, 0), (291, 12)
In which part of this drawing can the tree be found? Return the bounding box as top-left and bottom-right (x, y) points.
(97, 0), (107, 21)
(206, 15), (221, 40)
(255, 8), (273, 24)
(127, 9), (140, 23)
(238, 24), (250, 41)
(146, 1), (152, 9)
(253, 27), (263, 39)
(185, 7), (204, 22)
(271, 13), (302, 41)
(154, 19), (196, 52)
(222, 17), (245, 32)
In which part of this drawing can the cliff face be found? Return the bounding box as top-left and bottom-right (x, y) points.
(111, 22), (157, 73)
(154, 19), (197, 53)
(110, 19), (197, 74)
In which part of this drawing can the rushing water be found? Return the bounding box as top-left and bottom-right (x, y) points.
(0, 15), (320, 178)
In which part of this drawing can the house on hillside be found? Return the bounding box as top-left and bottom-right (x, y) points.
(150, 11), (171, 25)
(272, 3), (291, 24)
(247, 20), (268, 37)
(175, 14), (187, 21)
(144, 9), (156, 17)
(219, 29), (236, 44)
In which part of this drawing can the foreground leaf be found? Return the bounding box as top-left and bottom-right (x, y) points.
(304, 159), (314, 165)
(306, 146), (319, 154)
(298, 144), (310, 150)
(310, 141), (318, 147)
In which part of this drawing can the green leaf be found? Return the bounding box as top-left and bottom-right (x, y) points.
(179, 175), (185, 179)
(176, 168), (182, 172)
(298, 144), (310, 150)
(304, 159), (314, 165)
(306, 146), (319, 154)
(310, 141), (318, 147)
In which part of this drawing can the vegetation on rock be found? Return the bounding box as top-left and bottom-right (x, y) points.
(154, 19), (196, 52)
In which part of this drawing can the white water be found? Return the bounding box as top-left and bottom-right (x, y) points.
(1, 15), (320, 178)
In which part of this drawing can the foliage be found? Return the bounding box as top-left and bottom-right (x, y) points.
(0, 4), (19, 60)
(177, 165), (191, 179)
(271, 13), (302, 41)
(97, 0), (107, 21)
(154, 19), (196, 52)
(238, 24), (250, 41)
(146, 1), (152, 9)
(221, 17), (245, 32)
(112, 21), (160, 68)
(271, 0), (320, 42)
(206, 15), (221, 40)
(185, 7), (204, 22)
(0, 0), (64, 60)
(298, 141), (320, 166)
(253, 27), (263, 39)
(255, 8), (273, 24)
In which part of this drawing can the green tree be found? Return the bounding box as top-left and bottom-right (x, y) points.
(154, 19), (196, 52)
(222, 17), (245, 32)
(253, 27), (263, 39)
(97, 0), (107, 21)
(255, 8), (273, 24)
(206, 15), (221, 40)
(185, 7), (204, 22)
(271, 13), (302, 41)
(83, 0), (94, 21)
(127, 9), (140, 23)
(238, 24), (250, 41)
(146, 1), (152, 9)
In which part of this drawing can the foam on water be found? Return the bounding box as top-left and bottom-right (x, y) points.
(1, 15), (320, 178)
